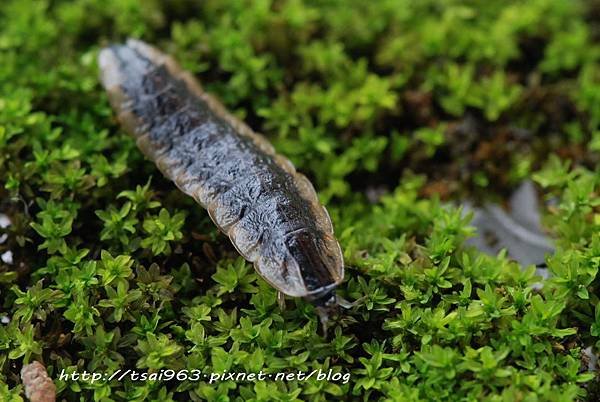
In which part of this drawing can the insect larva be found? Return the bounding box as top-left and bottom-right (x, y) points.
(98, 39), (345, 314)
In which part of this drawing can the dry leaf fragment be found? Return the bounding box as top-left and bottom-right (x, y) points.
(464, 180), (554, 266)
(20, 361), (56, 402)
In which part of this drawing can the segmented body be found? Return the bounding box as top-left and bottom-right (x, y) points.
(98, 39), (343, 299)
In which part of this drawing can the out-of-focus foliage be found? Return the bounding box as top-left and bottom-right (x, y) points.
(0, 0), (599, 401)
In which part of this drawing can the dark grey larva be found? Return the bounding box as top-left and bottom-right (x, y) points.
(98, 39), (345, 313)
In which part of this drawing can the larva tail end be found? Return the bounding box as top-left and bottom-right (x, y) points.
(98, 46), (123, 90)
(125, 38), (165, 63)
(98, 40), (158, 92)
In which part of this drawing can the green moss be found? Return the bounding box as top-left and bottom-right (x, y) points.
(1, 0), (599, 400)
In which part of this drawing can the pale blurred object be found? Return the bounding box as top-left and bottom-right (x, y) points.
(465, 180), (554, 267)
(0, 213), (10, 228)
(0, 213), (12, 264)
(20, 361), (56, 402)
(0, 213), (9, 244)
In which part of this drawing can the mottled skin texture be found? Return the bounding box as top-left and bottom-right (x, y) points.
(98, 39), (344, 301)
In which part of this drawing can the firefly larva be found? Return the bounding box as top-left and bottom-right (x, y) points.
(98, 39), (345, 316)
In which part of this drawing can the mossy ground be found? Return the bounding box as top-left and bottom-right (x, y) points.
(1, 0), (600, 401)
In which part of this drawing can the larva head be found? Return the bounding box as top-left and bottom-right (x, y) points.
(283, 229), (344, 296)
(310, 289), (361, 337)
(281, 229), (344, 336)
(306, 287), (337, 307)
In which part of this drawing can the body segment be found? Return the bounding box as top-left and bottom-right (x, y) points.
(98, 39), (344, 300)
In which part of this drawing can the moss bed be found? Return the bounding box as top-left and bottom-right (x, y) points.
(1, 0), (600, 401)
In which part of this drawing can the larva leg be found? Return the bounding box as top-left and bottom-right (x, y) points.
(316, 307), (330, 338)
(277, 291), (286, 310)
